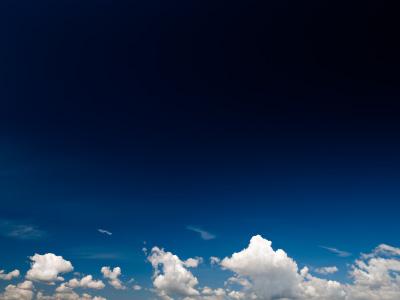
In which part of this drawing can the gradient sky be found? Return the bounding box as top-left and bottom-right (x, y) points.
(1, 1), (400, 300)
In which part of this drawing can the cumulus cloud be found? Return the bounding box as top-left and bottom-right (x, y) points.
(148, 246), (200, 299)
(0, 270), (19, 280)
(144, 235), (400, 300)
(26, 253), (74, 284)
(301, 267), (346, 300)
(225, 277), (252, 288)
(133, 285), (142, 290)
(36, 291), (106, 300)
(346, 256), (400, 299)
(0, 281), (34, 300)
(187, 227), (216, 240)
(362, 244), (400, 259)
(201, 287), (226, 297)
(56, 283), (73, 293)
(320, 246), (352, 257)
(98, 229), (112, 236)
(221, 235), (302, 300)
(314, 266), (339, 275)
(184, 258), (203, 268)
(66, 275), (105, 290)
(100, 267), (125, 290)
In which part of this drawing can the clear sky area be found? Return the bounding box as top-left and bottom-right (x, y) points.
(1, 1), (400, 300)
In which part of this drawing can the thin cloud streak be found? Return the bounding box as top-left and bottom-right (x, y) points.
(0, 218), (47, 240)
(98, 229), (112, 235)
(319, 246), (352, 257)
(187, 226), (216, 240)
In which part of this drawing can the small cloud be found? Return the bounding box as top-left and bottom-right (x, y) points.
(320, 246), (351, 257)
(0, 269), (20, 280)
(133, 285), (142, 290)
(98, 229), (112, 235)
(314, 266), (339, 275)
(0, 218), (47, 240)
(210, 257), (221, 266)
(187, 226), (216, 240)
(101, 266), (126, 290)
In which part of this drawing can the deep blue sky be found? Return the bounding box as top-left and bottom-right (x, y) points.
(1, 1), (400, 299)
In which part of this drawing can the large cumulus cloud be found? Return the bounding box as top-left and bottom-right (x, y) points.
(26, 253), (73, 284)
(221, 235), (302, 299)
(148, 246), (201, 299)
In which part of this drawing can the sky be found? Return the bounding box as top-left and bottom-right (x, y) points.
(1, 0), (400, 300)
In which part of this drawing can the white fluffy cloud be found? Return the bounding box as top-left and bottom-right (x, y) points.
(36, 291), (106, 300)
(148, 246), (200, 299)
(184, 258), (203, 268)
(100, 267), (125, 290)
(66, 275), (105, 290)
(2, 235), (400, 300)
(0, 281), (34, 300)
(346, 251), (400, 300)
(301, 267), (346, 300)
(26, 253), (74, 284)
(0, 270), (19, 280)
(221, 235), (302, 300)
(314, 266), (339, 275)
(145, 236), (400, 300)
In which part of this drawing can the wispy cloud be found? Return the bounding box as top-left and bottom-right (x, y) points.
(0, 218), (47, 240)
(320, 246), (351, 257)
(67, 245), (124, 260)
(187, 226), (216, 240)
(98, 229), (112, 235)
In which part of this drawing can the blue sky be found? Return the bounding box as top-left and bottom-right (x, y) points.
(1, 0), (400, 299)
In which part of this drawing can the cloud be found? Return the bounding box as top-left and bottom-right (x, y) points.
(362, 244), (400, 259)
(210, 257), (220, 266)
(3, 235), (400, 300)
(0, 270), (20, 280)
(65, 275), (105, 290)
(98, 229), (112, 236)
(0, 281), (34, 300)
(221, 235), (301, 300)
(301, 267), (346, 300)
(201, 287), (226, 296)
(184, 258), (203, 268)
(314, 266), (339, 275)
(345, 249), (400, 300)
(56, 283), (73, 293)
(187, 227), (216, 240)
(100, 267), (126, 290)
(26, 253), (74, 284)
(319, 246), (352, 257)
(147, 246), (200, 299)
(66, 246), (122, 260)
(36, 291), (107, 300)
(0, 219), (46, 240)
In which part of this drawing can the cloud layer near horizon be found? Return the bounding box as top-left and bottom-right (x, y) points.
(147, 235), (400, 300)
(2, 235), (400, 300)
